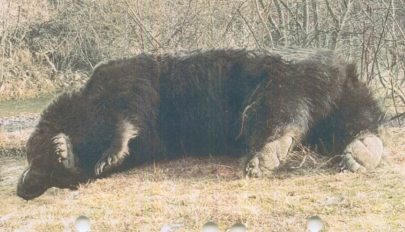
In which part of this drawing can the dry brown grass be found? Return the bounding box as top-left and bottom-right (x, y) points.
(0, 127), (404, 231)
(0, 53), (88, 100)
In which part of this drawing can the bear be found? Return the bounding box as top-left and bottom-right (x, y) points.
(16, 49), (384, 200)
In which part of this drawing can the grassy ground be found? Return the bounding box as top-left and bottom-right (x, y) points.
(0, 117), (404, 231)
(0, 98), (404, 231)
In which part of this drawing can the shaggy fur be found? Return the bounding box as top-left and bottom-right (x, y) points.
(17, 49), (383, 199)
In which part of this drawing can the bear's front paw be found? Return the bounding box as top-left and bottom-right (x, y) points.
(341, 133), (383, 172)
(52, 134), (70, 161)
(94, 153), (122, 176)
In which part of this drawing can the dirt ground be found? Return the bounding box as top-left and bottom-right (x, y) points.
(0, 116), (404, 231)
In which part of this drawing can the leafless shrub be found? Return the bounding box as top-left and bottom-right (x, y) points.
(0, 0), (404, 120)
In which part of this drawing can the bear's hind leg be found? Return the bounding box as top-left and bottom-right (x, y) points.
(338, 81), (384, 172)
(243, 96), (310, 178)
(245, 131), (296, 178)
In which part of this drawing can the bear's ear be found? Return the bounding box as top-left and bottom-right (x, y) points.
(51, 133), (71, 162)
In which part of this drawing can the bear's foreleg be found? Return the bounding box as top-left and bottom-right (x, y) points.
(94, 119), (139, 176)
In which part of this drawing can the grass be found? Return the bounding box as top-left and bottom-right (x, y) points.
(0, 94), (55, 117)
(0, 125), (404, 231)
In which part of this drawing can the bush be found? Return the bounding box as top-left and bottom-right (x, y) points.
(0, 0), (403, 118)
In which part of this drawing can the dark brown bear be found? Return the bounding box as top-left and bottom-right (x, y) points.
(17, 49), (384, 200)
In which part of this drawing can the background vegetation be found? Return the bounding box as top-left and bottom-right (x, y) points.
(0, 0), (404, 119)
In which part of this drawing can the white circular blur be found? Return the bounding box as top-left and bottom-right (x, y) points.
(75, 215), (91, 232)
(229, 223), (247, 232)
(307, 216), (323, 232)
(202, 222), (219, 232)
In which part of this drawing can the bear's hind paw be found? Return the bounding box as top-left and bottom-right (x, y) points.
(341, 133), (383, 172)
